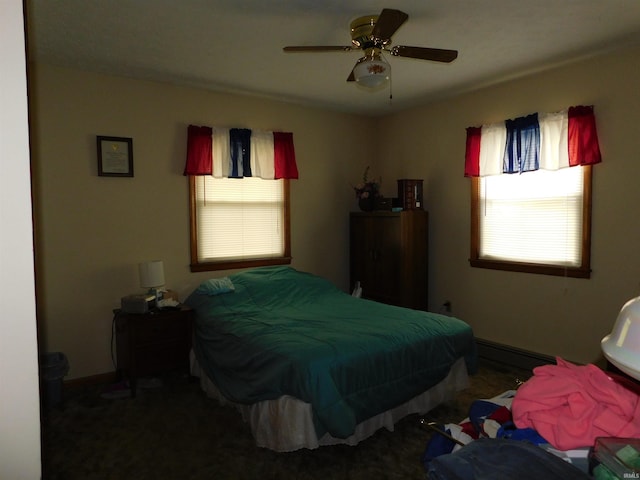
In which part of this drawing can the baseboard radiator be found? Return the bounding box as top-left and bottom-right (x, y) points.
(475, 338), (556, 371)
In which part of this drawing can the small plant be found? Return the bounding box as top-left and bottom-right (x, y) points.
(353, 166), (381, 200)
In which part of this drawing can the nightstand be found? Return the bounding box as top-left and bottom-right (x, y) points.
(114, 306), (194, 398)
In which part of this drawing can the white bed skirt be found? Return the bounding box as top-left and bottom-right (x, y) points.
(190, 351), (469, 452)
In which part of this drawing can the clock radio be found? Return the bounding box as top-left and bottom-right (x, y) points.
(120, 294), (154, 314)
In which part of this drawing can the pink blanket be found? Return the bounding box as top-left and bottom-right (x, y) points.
(512, 357), (640, 450)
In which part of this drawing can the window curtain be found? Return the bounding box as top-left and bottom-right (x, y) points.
(504, 113), (539, 174)
(212, 127), (230, 178)
(229, 128), (252, 178)
(251, 130), (275, 179)
(568, 105), (601, 167)
(183, 125), (213, 175)
(274, 132), (299, 179)
(183, 125), (299, 179)
(464, 105), (601, 177)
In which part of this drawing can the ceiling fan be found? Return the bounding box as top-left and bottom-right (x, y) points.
(283, 8), (458, 89)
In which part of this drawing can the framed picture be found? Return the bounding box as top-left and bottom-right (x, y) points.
(97, 136), (134, 177)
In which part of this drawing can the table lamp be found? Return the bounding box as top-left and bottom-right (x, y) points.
(138, 260), (165, 308)
(601, 295), (640, 381)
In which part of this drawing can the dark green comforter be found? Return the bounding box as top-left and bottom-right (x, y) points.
(185, 266), (477, 439)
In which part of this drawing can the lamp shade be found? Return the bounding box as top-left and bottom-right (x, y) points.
(353, 56), (390, 88)
(138, 261), (165, 289)
(601, 295), (640, 380)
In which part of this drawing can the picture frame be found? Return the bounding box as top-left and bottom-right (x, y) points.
(97, 136), (134, 177)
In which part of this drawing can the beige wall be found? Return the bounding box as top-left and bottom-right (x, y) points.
(375, 45), (640, 365)
(32, 44), (640, 380)
(30, 64), (375, 379)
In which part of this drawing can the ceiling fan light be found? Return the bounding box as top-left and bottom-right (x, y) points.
(353, 57), (390, 88)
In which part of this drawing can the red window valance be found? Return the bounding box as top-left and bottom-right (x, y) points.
(184, 125), (299, 179)
(183, 125), (212, 176)
(464, 105), (601, 177)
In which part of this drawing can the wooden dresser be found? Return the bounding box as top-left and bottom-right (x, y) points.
(350, 210), (428, 310)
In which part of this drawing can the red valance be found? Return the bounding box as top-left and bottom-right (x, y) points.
(464, 127), (482, 178)
(274, 132), (299, 179)
(183, 125), (299, 179)
(568, 106), (601, 167)
(183, 125), (212, 176)
(464, 105), (601, 177)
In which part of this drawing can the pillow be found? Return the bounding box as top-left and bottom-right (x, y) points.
(196, 277), (235, 296)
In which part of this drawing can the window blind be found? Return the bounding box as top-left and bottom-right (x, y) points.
(195, 176), (285, 262)
(479, 166), (583, 266)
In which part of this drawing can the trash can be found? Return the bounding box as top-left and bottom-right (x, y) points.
(40, 352), (69, 407)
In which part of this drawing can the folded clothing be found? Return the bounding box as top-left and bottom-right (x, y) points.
(512, 357), (640, 450)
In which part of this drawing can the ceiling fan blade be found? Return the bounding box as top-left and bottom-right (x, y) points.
(391, 45), (458, 63)
(371, 9), (408, 41)
(283, 46), (353, 53)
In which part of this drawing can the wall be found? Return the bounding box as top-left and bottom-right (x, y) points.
(375, 45), (640, 365)
(30, 64), (376, 379)
(0, 1), (42, 477)
(32, 45), (640, 378)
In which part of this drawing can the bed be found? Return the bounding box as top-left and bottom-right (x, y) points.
(184, 266), (477, 452)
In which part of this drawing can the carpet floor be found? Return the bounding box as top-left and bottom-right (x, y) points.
(41, 359), (530, 480)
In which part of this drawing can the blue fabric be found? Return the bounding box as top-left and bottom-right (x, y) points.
(468, 400), (501, 435)
(504, 114), (540, 174)
(427, 438), (590, 480)
(496, 421), (548, 444)
(422, 425), (456, 469)
(229, 128), (251, 178)
(185, 266), (477, 439)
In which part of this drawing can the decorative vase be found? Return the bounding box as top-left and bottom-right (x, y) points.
(358, 198), (374, 212)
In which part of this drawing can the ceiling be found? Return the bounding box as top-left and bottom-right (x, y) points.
(26, 0), (640, 117)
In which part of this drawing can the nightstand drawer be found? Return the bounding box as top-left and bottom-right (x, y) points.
(134, 341), (188, 374)
(132, 317), (189, 345)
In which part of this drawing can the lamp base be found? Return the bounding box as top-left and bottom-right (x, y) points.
(147, 287), (164, 310)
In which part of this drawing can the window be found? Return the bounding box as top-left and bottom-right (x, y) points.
(470, 165), (592, 278)
(189, 176), (291, 272)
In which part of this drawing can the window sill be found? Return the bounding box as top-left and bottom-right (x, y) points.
(469, 258), (591, 279)
(190, 256), (292, 273)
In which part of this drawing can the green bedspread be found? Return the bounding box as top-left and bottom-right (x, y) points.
(185, 266), (477, 439)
